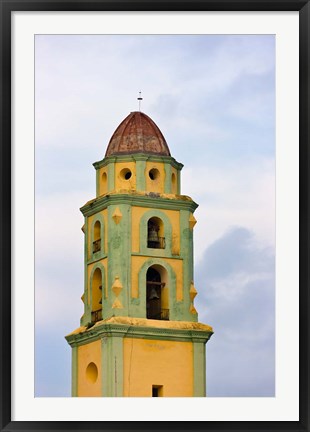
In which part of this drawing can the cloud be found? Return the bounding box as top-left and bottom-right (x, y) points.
(195, 227), (275, 396)
(35, 34), (275, 156)
(34, 34), (275, 397)
(182, 156), (275, 262)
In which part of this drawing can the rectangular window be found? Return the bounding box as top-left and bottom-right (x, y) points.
(152, 385), (163, 397)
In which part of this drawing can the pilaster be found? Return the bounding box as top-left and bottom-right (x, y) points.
(107, 159), (116, 191)
(71, 345), (78, 397)
(180, 209), (196, 322)
(135, 155), (148, 191)
(102, 334), (124, 396)
(106, 204), (131, 318)
(193, 341), (206, 396)
(164, 162), (172, 193)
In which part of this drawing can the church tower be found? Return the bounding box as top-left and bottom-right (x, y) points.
(65, 111), (213, 397)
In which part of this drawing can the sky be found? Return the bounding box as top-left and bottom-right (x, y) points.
(35, 34), (275, 397)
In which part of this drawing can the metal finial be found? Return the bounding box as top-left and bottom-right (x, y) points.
(137, 91), (143, 111)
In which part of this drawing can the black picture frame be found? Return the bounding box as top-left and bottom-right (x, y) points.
(1, 1), (309, 431)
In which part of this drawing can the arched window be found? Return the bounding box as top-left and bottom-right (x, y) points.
(91, 268), (102, 323)
(146, 266), (169, 320)
(147, 217), (165, 249)
(93, 221), (101, 253)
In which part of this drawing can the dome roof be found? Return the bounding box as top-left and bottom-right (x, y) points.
(105, 111), (171, 157)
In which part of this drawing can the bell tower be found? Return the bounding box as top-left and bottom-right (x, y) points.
(65, 111), (213, 397)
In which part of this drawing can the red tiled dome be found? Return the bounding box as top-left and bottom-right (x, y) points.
(105, 111), (170, 157)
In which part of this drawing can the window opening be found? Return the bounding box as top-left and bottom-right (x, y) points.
(147, 217), (165, 249)
(149, 168), (160, 180)
(152, 385), (163, 397)
(93, 221), (101, 253)
(91, 268), (102, 323)
(146, 268), (168, 320)
(120, 168), (132, 180)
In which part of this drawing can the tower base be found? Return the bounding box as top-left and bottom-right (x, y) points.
(65, 317), (213, 397)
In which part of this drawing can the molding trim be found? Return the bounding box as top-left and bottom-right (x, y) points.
(81, 193), (198, 216)
(93, 153), (184, 171)
(66, 320), (213, 347)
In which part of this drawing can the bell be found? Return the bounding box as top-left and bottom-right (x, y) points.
(149, 287), (159, 300)
(148, 227), (159, 243)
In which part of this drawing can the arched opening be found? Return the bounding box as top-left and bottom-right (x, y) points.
(102, 172), (108, 194)
(147, 217), (165, 249)
(91, 268), (102, 323)
(93, 221), (101, 253)
(146, 266), (169, 320)
(171, 172), (177, 194)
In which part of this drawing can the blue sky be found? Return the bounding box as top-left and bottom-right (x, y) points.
(35, 34), (275, 397)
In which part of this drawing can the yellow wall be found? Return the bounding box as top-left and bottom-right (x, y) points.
(77, 340), (102, 396)
(98, 161), (177, 195)
(131, 207), (144, 253)
(114, 161), (136, 191)
(131, 255), (183, 301)
(145, 161), (165, 194)
(131, 207), (180, 255)
(123, 338), (193, 396)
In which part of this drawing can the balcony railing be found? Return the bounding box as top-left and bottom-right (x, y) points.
(147, 309), (170, 321)
(147, 281), (165, 288)
(147, 236), (165, 249)
(91, 309), (102, 323)
(93, 239), (101, 253)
